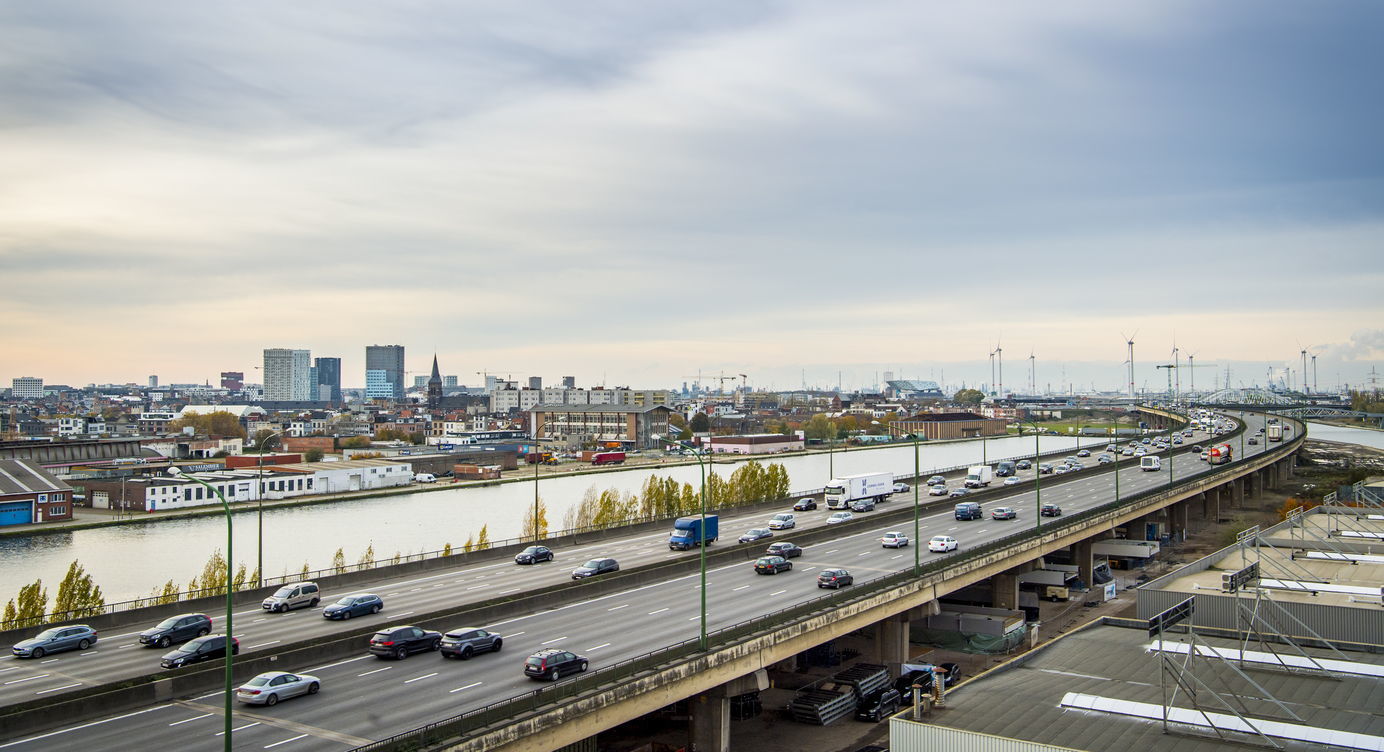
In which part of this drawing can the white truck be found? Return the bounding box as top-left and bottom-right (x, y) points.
(964, 465), (993, 488)
(1267, 423), (1284, 442)
(824, 472), (892, 510)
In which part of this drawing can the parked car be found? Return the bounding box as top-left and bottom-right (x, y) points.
(439, 627), (503, 659)
(262, 582), (320, 613)
(571, 557), (620, 579)
(12, 625), (98, 658)
(926, 475), (946, 486)
(856, 687), (902, 722)
(235, 671), (320, 706)
(322, 593), (383, 620)
(929, 485), (949, 496)
(850, 498), (876, 512)
(991, 507), (1018, 520)
(766, 542), (803, 559)
(792, 497), (818, 511)
(524, 649), (587, 681)
(739, 528), (773, 543)
(936, 662), (964, 686)
(880, 532), (909, 548)
(368, 626), (442, 660)
(826, 511), (854, 525)
(160, 634), (238, 668)
(1040, 503), (1063, 517)
(928, 536), (959, 553)
(817, 568), (854, 588)
(139, 613), (211, 648)
(895, 669), (933, 702)
(754, 555), (793, 575)
(514, 545), (555, 564)
(767, 513), (796, 530)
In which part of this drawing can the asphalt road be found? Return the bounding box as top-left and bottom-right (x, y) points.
(0, 414), (1272, 751)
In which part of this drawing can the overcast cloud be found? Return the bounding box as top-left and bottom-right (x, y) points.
(2, 1), (1381, 392)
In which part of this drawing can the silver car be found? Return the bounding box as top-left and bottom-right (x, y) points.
(11, 625), (98, 658)
(235, 671), (321, 706)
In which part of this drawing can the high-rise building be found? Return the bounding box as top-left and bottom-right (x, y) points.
(148, 375), (159, 388)
(443, 375), (458, 388)
(528, 376), (542, 390)
(562, 376), (576, 389)
(263, 349), (311, 401)
(413, 375), (428, 388)
(11, 377), (44, 399)
(220, 371), (245, 391)
(365, 345), (405, 401)
(314, 357), (342, 402)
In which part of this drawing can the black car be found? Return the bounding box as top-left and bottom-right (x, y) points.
(792, 498), (818, 511)
(524, 648), (588, 681)
(754, 556), (792, 575)
(895, 669), (933, 702)
(817, 568), (854, 588)
(936, 662), (963, 686)
(368, 626), (442, 660)
(514, 545), (555, 565)
(322, 593), (383, 620)
(439, 627), (503, 659)
(765, 542), (803, 559)
(1040, 503), (1062, 517)
(139, 613), (212, 648)
(160, 634), (238, 669)
(1015, 459), (1032, 470)
(571, 557), (619, 579)
(855, 687), (902, 722)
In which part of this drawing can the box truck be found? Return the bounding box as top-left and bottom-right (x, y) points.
(964, 465), (993, 488)
(668, 515), (719, 550)
(824, 472), (892, 510)
(590, 451), (626, 465)
(1267, 424), (1283, 442)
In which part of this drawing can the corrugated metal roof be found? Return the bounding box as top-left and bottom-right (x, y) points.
(0, 459), (73, 496)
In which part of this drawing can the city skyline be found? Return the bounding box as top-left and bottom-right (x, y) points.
(3, 2), (1381, 392)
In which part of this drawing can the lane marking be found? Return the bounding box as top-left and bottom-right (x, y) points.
(39, 659), (58, 665)
(449, 681), (483, 694)
(770, 590), (787, 596)
(304, 655), (371, 673)
(540, 636), (568, 645)
(607, 604), (629, 611)
(647, 608), (669, 615)
(35, 682), (81, 695)
(403, 672), (438, 684)
(733, 585), (750, 592)
(264, 733), (309, 749)
(505, 631), (526, 638)
(246, 641), (281, 650)
(169, 713), (213, 727)
(215, 721), (262, 736)
(587, 643), (611, 651)
(0, 704), (174, 749)
(3, 674), (49, 685)
(357, 666), (391, 677)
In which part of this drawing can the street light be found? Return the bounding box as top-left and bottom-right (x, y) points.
(1023, 421), (1043, 531)
(530, 419), (555, 543)
(654, 433), (710, 651)
(873, 420), (921, 574)
(255, 429), (284, 589)
(168, 466), (234, 751)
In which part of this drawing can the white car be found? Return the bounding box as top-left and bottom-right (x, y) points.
(1003, 477), (1020, 486)
(928, 535), (959, 553)
(929, 485), (949, 496)
(892, 483), (910, 494)
(826, 511), (854, 525)
(880, 532), (910, 548)
(767, 513), (796, 530)
(236, 671), (321, 705)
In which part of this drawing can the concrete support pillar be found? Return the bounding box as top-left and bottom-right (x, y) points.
(874, 614), (911, 666)
(1169, 501), (1189, 541)
(689, 670), (768, 752)
(1232, 477), (1245, 507)
(1074, 539), (1095, 591)
(992, 572), (1019, 610)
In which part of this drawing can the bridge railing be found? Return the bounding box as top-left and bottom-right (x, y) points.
(353, 413), (1297, 752)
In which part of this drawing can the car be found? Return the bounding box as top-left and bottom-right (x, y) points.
(322, 593), (383, 620)
(792, 497), (818, 511)
(1039, 463), (1054, 474)
(571, 557), (620, 579)
(1183, 430), (1194, 437)
(524, 648), (587, 681)
(880, 532), (909, 548)
(1068, 460), (1084, 469)
(766, 541), (803, 558)
(368, 625), (442, 659)
(1015, 460), (1032, 470)
(754, 555), (793, 574)
(738, 528), (773, 543)
(160, 634), (238, 668)
(235, 671), (320, 706)
(991, 507), (1018, 520)
(1076, 449), (1091, 457)
(1003, 477), (1021, 486)
(1097, 454), (1114, 464)
(850, 498), (876, 512)
(1134, 448), (1147, 456)
(514, 545), (555, 564)
(1248, 437), (1259, 445)
(1122, 447), (1136, 456)
(949, 488), (969, 498)
(936, 661), (964, 686)
(262, 581), (320, 613)
(856, 687), (902, 722)
(12, 625), (98, 658)
(1200, 451), (1211, 461)
(1172, 437), (1183, 445)
(1053, 465), (1069, 475)
(767, 513), (796, 530)
(139, 613), (211, 648)
(928, 535), (959, 553)
(1192, 444), (1203, 453)
(1141, 437), (1152, 444)
(1040, 503), (1062, 517)
(929, 485), (949, 496)
(895, 669), (933, 702)
(817, 568), (854, 588)
(892, 483), (910, 494)
(439, 627), (503, 659)
(826, 511), (854, 524)
(1105, 444), (1118, 452)
(926, 475), (946, 486)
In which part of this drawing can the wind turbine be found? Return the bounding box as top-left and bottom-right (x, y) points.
(1170, 339), (1180, 403)
(988, 349), (996, 396)
(1310, 347), (1324, 394)
(1297, 343), (1310, 395)
(1028, 349), (1036, 396)
(995, 338), (1004, 398)
(1120, 331), (1138, 400)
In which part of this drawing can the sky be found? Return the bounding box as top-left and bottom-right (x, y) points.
(2, 1), (1382, 394)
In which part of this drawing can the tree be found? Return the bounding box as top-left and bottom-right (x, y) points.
(54, 560), (106, 619)
(678, 426), (693, 441)
(954, 389), (985, 405)
(231, 563), (248, 592)
(522, 498), (550, 540)
(442, 542), (453, 557)
(689, 412), (710, 433)
(155, 579), (180, 605)
(304, 448), (324, 463)
(668, 414), (687, 429)
(341, 436), (373, 449)
(704, 472), (730, 509)
(252, 429), (282, 451)
(190, 549), (229, 596)
(803, 414), (839, 441)
(462, 534), (476, 553)
(476, 525), (491, 550)
(170, 411), (247, 439)
(5, 579), (48, 629)
(330, 548), (346, 574)
(358, 542), (376, 570)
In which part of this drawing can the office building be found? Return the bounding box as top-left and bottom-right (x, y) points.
(263, 349), (312, 401)
(562, 376), (576, 388)
(365, 345), (405, 401)
(314, 357), (342, 403)
(148, 375), (159, 389)
(528, 376), (542, 390)
(220, 371), (245, 391)
(444, 375), (458, 388)
(414, 375), (429, 388)
(11, 377), (43, 400)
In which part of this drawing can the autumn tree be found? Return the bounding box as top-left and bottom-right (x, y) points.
(803, 414), (839, 441)
(189, 549), (229, 596)
(170, 410), (247, 439)
(476, 525), (491, 549)
(53, 560), (106, 619)
(358, 542), (376, 570)
(689, 412), (710, 433)
(341, 436), (373, 449)
(304, 448), (324, 463)
(251, 429), (282, 451)
(522, 498), (551, 540)
(953, 389), (985, 404)
(330, 548), (346, 574)
(4, 579), (48, 629)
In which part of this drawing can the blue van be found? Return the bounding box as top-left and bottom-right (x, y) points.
(954, 502), (982, 520)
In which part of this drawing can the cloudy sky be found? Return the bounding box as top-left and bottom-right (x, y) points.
(3, 1), (1382, 394)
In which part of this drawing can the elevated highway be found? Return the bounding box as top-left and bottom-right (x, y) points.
(0, 410), (1302, 752)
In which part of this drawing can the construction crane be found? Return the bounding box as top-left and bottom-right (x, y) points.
(738, 373), (748, 392)
(1156, 361), (1216, 402)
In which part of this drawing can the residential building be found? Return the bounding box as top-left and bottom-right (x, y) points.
(11, 377), (43, 400)
(263, 348), (312, 401)
(0, 459), (74, 526)
(365, 345), (405, 400)
(527, 404), (673, 449)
